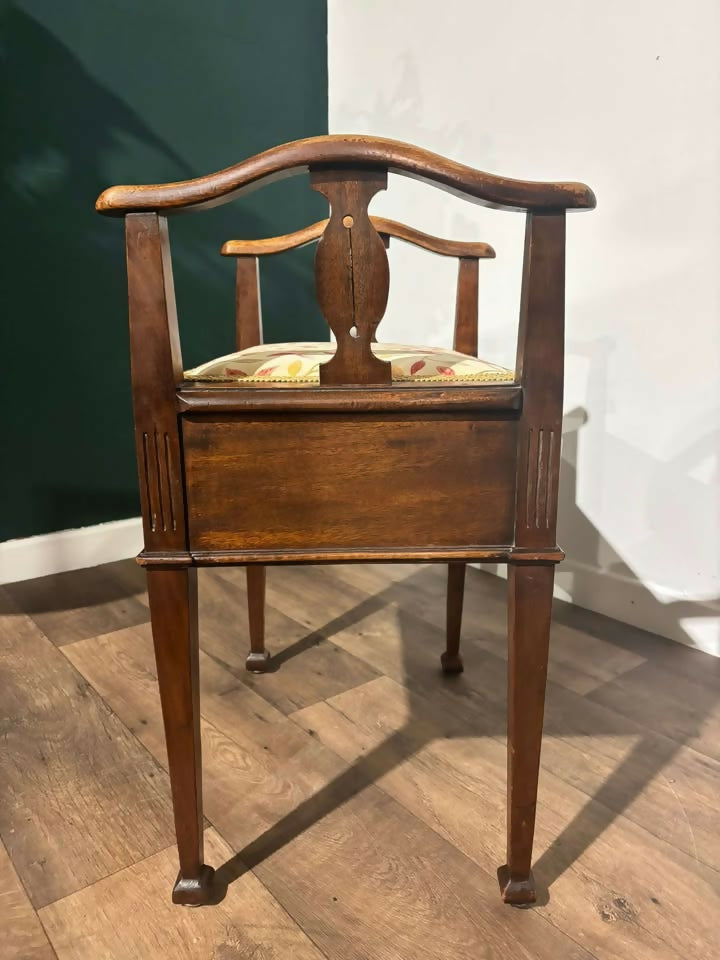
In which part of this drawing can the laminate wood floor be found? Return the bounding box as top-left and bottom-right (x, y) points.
(1, 560), (718, 959)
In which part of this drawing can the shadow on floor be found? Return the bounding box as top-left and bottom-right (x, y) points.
(4, 406), (717, 908)
(206, 411), (719, 906)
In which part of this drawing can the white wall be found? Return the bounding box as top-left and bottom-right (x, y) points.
(329, 0), (720, 654)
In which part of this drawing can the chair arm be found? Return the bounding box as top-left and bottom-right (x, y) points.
(221, 217), (495, 259)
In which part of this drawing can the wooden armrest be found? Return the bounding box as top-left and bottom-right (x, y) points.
(222, 220), (327, 256)
(221, 217), (496, 259)
(373, 218), (495, 258)
(96, 134), (596, 216)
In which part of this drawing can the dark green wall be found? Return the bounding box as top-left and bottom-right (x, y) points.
(0, 0), (328, 541)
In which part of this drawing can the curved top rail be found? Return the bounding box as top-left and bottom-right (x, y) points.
(221, 216), (496, 259)
(95, 134), (596, 216)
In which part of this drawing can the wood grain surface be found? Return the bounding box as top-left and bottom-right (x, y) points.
(0, 586), (175, 909)
(222, 216), (495, 259)
(40, 829), (326, 960)
(96, 134), (596, 215)
(183, 415), (517, 552)
(2, 559), (718, 959)
(0, 840), (55, 960)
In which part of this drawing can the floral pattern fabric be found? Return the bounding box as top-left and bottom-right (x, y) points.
(184, 342), (514, 385)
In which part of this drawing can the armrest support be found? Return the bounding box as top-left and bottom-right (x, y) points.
(514, 212), (566, 549)
(125, 213), (187, 551)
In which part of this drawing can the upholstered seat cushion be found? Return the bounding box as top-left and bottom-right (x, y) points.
(184, 342), (514, 385)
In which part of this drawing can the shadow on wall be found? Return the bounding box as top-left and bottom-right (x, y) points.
(0, 4), (326, 541)
(559, 318), (719, 656)
(559, 408), (720, 656)
(332, 51), (720, 656)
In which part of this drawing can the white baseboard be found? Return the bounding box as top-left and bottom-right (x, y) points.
(0, 517), (143, 585)
(481, 560), (720, 658)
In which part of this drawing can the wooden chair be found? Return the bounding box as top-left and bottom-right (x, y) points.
(96, 135), (595, 908)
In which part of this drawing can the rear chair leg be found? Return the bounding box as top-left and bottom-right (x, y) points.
(441, 561), (465, 674)
(147, 566), (214, 905)
(498, 562), (553, 906)
(245, 565), (270, 673)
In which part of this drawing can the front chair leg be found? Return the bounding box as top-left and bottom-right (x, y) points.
(245, 565), (270, 673)
(147, 566), (214, 906)
(498, 562), (553, 906)
(441, 561), (465, 674)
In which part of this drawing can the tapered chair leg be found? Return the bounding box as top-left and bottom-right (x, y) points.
(147, 566), (214, 906)
(441, 561), (466, 674)
(498, 562), (553, 906)
(245, 565), (270, 673)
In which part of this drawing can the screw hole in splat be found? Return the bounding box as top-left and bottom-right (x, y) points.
(342, 215), (354, 228)
(349, 325), (359, 339)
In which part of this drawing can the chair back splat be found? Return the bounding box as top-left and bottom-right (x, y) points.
(96, 133), (595, 910)
(310, 166), (391, 384)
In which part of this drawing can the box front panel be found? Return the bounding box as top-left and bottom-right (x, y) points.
(183, 414), (517, 553)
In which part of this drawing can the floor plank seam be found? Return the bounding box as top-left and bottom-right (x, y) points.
(35, 838), (189, 914)
(544, 733), (720, 875)
(207, 820), (336, 960)
(0, 834), (61, 960)
(6, 562), (719, 959)
(34, 910), (63, 960)
(283, 701), (607, 959)
(32, 643), (193, 900)
(285, 680), (716, 954)
(367, 650), (717, 875)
